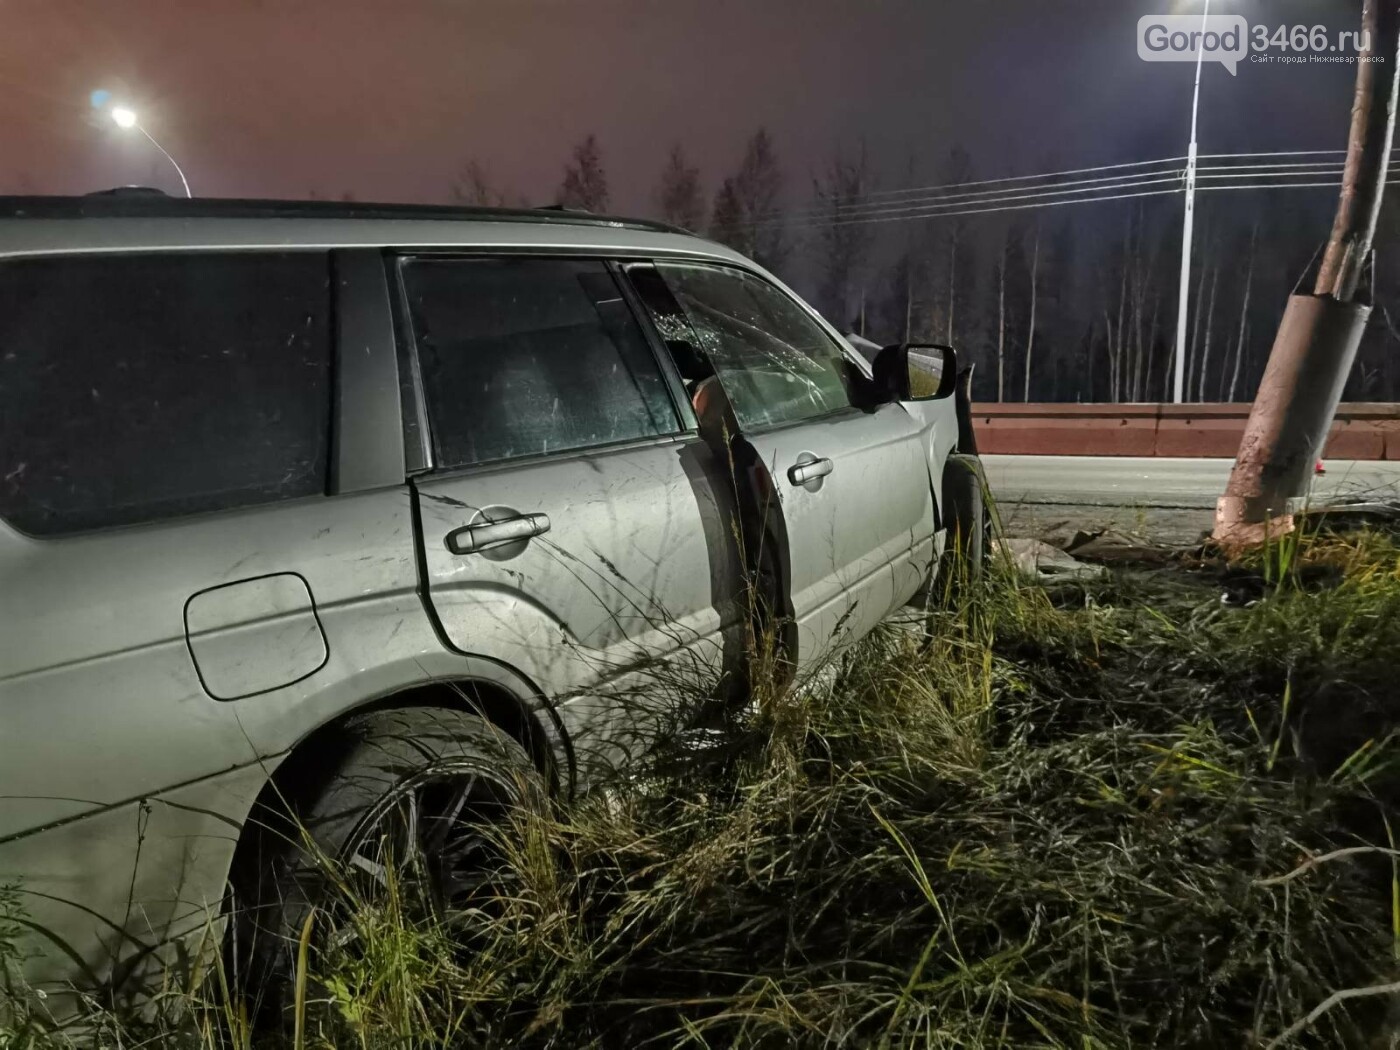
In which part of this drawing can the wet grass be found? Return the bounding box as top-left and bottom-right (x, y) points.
(6, 528), (1400, 1048)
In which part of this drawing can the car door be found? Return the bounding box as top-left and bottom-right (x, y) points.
(631, 261), (938, 671)
(397, 256), (743, 763)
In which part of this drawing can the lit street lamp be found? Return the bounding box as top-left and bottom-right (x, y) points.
(109, 105), (192, 198)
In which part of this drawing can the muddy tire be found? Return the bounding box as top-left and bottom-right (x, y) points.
(942, 453), (990, 586)
(230, 706), (545, 1026)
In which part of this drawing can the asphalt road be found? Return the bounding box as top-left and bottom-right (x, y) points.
(983, 456), (1400, 509)
(982, 455), (1400, 544)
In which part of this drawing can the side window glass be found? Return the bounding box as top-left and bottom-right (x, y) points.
(0, 251), (333, 535)
(652, 263), (859, 429)
(400, 258), (677, 470)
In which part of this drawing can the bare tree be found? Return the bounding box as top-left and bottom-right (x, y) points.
(938, 147), (974, 346)
(1022, 224), (1041, 402)
(1225, 226), (1258, 403)
(1106, 218), (1132, 402)
(996, 231), (1009, 402)
(813, 143), (873, 325)
(1123, 207), (1167, 402)
(1185, 229), (1210, 400)
(1195, 263), (1220, 402)
(876, 252), (919, 346)
(709, 128), (788, 271)
(1102, 305), (1117, 403)
(558, 134), (609, 212)
(710, 178), (744, 250)
(453, 160), (506, 206)
(655, 144), (705, 230)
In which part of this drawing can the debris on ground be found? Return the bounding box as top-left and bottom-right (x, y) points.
(1060, 526), (1191, 565)
(993, 537), (1107, 581)
(1217, 562), (1346, 607)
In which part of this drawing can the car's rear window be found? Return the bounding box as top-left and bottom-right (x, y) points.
(0, 251), (333, 535)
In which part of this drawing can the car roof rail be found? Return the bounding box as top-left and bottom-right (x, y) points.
(84, 186), (170, 198)
(0, 193), (691, 235)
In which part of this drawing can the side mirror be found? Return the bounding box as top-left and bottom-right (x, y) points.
(871, 343), (958, 403)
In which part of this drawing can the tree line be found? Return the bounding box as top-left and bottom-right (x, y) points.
(451, 132), (1400, 405)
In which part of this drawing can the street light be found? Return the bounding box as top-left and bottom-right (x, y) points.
(109, 105), (191, 198)
(1172, 0), (1211, 404)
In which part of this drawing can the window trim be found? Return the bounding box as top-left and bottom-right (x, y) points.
(635, 259), (872, 436)
(330, 249), (407, 493)
(389, 252), (688, 478)
(387, 252), (436, 474)
(605, 259), (698, 433)
(396, 430), (697, 487)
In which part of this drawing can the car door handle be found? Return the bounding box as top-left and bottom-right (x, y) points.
(445, 513), (551, 555)
(788, 457), (834, 486)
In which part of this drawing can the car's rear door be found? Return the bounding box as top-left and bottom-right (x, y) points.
(628, 261), (937, 671)
(396, 256), (741, 762)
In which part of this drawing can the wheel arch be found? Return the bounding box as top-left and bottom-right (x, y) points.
(223, 663), (571, 907)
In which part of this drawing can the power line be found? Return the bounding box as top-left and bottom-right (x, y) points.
(768, 167), (1188, 226)
(781, 187), (1186, 228)
(853, 154), (1189, 201)
(762, 158), (1186, 223)
(765, 171), (1345, 231)
(771, 172), (1376, 232)
(753, 149), (1363, 228)
(1198, 159), (1350, 171)
(741, 150), (1367, 232)
(1197, 168), (1345, 182)
(1198, 149), (1346, 159)
(767, 162), (1344, 227)
(1200, 178), (1400, 193)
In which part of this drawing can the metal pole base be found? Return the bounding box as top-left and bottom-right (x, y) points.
(1212, 293), (1370, 548)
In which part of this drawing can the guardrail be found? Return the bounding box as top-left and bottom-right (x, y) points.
(971, 403), (1400, 460)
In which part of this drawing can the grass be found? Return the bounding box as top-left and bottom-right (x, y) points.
(6, 526), (1400, 1048)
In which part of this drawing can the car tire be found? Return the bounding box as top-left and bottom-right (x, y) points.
(230, 706), (546, 1026)
(941, 453), (991, 589)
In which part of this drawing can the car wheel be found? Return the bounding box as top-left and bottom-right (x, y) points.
(940, 453), (991, 591)
(231, 706), (546, 1025)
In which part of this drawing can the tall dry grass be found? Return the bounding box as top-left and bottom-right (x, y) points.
(6, 527), (1400, 1048)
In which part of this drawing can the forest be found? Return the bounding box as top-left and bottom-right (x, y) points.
(454, 129), (1400, 405)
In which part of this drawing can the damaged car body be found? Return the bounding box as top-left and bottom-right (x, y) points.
(0, 193), (977, 1013)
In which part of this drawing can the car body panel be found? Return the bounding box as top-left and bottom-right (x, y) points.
(4, 758), (273, 1008)
(413, 435), (745, 769)
(740, 403), (936, 668)
(0, 487), (420, 840)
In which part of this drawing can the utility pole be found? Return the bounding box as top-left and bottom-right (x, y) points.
(1172, 0), (1210, 404)
(1213, 0), (1400, 548)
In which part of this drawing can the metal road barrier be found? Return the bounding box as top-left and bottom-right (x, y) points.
(971, 403), (1400, 460)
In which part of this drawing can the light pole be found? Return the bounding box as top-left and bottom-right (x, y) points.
(110, 106), (192, 198)
(1172, 0), (1210, 404)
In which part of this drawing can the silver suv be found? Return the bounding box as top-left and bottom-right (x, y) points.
(0, 194), (974, 1008)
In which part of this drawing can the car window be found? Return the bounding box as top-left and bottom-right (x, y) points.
(0, 251), (332, 535)
(652, 262), (859, 429)
(400, 257), (678, 469)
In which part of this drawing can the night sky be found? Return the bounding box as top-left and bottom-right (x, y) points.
(2, 0), (1368, 212)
